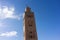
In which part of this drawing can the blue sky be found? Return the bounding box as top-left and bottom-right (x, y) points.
(0, 0), (60, 40)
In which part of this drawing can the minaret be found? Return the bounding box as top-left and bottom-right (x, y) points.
(23, 6), (38, 40)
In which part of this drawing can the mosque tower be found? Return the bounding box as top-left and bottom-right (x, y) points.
(23, 6), (38, 40)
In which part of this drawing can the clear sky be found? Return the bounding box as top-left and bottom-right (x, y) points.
(0, 0), (60, 40)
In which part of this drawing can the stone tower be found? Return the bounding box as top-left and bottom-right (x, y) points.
(23, 7), (38, 40)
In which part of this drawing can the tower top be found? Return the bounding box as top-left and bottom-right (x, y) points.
(25, 6), (31, 12)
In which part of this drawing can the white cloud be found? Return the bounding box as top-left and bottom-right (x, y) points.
(0, 31), (17, 37)
(0, 6), (20, 20)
